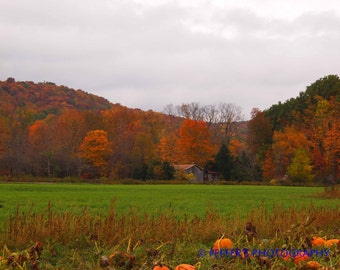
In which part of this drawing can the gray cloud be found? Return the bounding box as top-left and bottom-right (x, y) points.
(1, 0), (340, 119)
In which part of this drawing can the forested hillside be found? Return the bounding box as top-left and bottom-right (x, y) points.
(0, 78), (112, 120)
(265, 74), (340, 130)
(260, 75), (340, 184)
(0, 75), (339, 184)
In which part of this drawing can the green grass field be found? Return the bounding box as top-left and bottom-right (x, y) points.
(0, 183), (339, 269)
(0, 183), (338, 224)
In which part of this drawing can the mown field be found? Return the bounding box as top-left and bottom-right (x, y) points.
(0, 183), (338, 222)
(0, 183), (339, 269)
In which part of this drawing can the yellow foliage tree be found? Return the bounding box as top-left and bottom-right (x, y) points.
(287, 148), (314, 183)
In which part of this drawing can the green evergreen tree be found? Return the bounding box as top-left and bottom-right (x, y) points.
(132, 163), (148, 180)
(215, 143), (233, 180)
(161, 161), (175, 180)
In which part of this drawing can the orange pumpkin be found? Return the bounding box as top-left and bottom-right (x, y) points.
(311, 236), (325, 247)
(213, 238), (233, 251)
(278, 250), (290, 261)
(324, 239), (339, 247)
(306, 261), (321, 269)
(153, 265), (170, 270)
(175, 264), (195, 270)
(293, 252), (309, 264)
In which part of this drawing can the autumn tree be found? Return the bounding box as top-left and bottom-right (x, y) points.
(101, 107), (140, 178)
(323, 120), (340, 185)
(2, 106), (33, 176)
(159, 132), (178, 164)
(246, 108), (273, 180)
(53, 110), (88, 177)
(176, 119), (214, 167)
(164, 102), (243, 146)
(28, 116), (57, 177)
(287, 148), (314, 183)
(309, 98), (340, 185)
(247, 108), (273, 153)
(129, 120), (153, 164)
(310, 99), (331, 180)
(78, 130), (112, 177)
(132, 111), (165, 164)
(229, 139), (242, 157)
(262, 150), (276, 180)
(272, 126), (310, 178)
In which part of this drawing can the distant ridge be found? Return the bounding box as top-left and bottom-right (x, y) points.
(0, 78), (114, 120)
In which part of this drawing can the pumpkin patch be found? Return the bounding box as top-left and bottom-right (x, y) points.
(1, 186), (339, 269)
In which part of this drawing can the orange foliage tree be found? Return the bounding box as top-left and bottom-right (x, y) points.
(176, 119), (214, 167)
(272, 126), (311, 178)
(29, 117), (57, 177)
(158, 132), (178, 164)
(309, 98), (340, 183)
(262, 150), (276, 180)
(324, 119), (340, 182)
(129, 119), (156, 164)
(228, 139), (243, 157)
(78, 130), (112, 176)
(53, 110), (88, 176)
(101, 107), (139, 177)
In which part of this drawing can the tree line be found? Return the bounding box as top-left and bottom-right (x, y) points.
(0, 75), (339, 184)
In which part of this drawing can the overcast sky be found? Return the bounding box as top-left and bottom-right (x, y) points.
(1, 0), (340, 119)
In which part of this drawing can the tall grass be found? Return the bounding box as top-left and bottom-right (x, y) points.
(1, 200), (339, 269)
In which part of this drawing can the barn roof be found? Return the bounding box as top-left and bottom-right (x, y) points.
(173, 164), (203, 171)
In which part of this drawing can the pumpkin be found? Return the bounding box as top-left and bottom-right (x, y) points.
(306, 261), (321, 269)
(213, 238), (233, 251)
(311, 236), (325, 247)
(278, 250), (290, 261)
(153, 265), (170, 270)
(324, 239), (339, 247)
(175, 264), (195, 270)
(293, 252), (309, 264)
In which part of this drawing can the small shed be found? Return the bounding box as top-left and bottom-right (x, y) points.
(173, 164), (204, 183)
(174, 164), (219, 183)
(203, 170), (219, 181)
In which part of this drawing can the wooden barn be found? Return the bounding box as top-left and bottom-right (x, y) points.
(173, 164), (219, 183)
